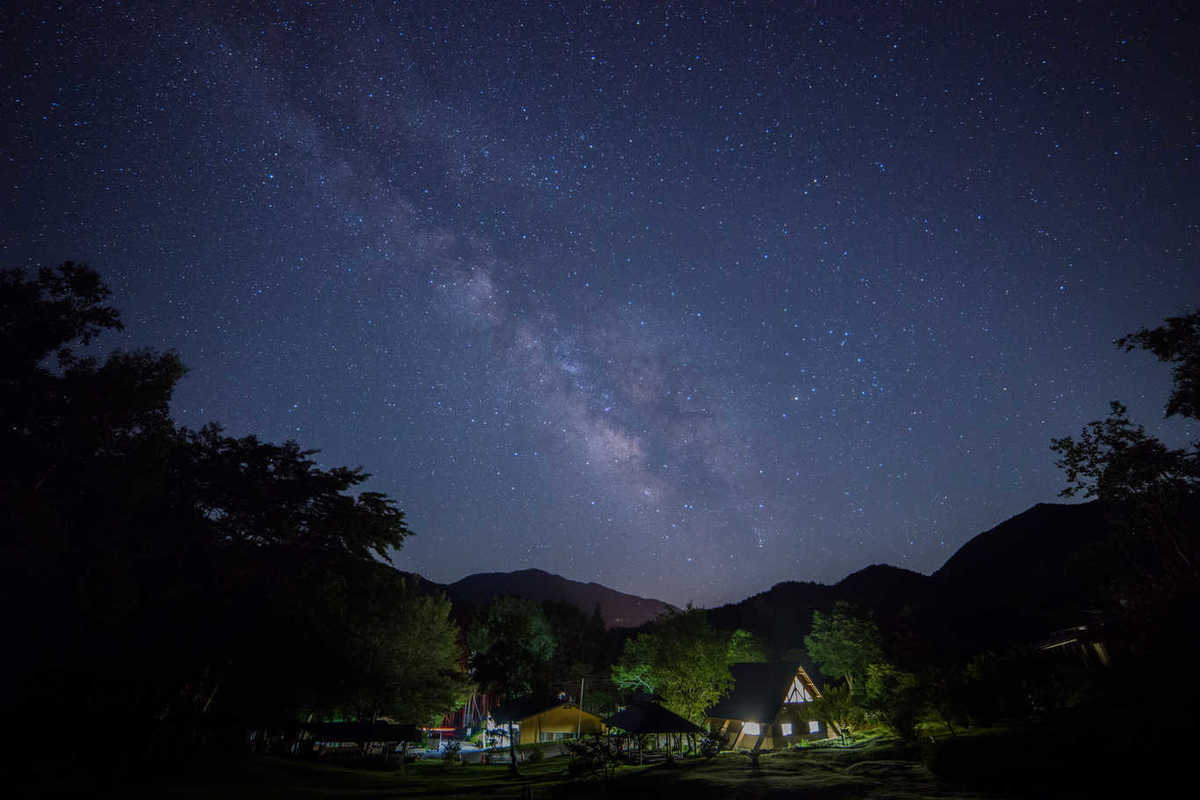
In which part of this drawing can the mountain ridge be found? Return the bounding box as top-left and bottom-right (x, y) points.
(397, 500), (1109, 650)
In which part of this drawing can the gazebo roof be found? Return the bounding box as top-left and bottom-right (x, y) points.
(605, 701), (702, 734)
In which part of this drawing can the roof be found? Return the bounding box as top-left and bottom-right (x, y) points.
(605, 702), (703, 734)
(706, 662), (812, 722)
(492, 695), (600, 724)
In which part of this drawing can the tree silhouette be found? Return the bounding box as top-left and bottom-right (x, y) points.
(1051, 309), (1200, 590)
(1, 263), (441, 782)
(467, 596), (556, 773)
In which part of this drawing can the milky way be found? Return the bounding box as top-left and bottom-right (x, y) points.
(3, 1), (1198, 605)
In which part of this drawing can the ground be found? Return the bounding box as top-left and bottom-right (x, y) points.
(41, 734), (1052, 799)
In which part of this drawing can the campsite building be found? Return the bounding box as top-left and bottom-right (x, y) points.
(492, 696), (605, 745)
(706, 661), (831, 750)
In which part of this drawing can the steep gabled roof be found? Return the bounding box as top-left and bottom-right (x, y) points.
(707, 662), (814, 722)
(605, 701), (703, 734)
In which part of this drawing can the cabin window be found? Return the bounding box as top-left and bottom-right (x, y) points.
(742, 722), (761, 736)
(538, 731), (574, 742)
(808, 720), (820, 734)
(785, 676), (814, 703)
(781, 723), (793, 736)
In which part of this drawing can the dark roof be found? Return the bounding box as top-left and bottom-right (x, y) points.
(302, 721), (422, 743)
(707, 662), (811, 722)
(605, 702), (703, 734)
(492, 695), (597, 724)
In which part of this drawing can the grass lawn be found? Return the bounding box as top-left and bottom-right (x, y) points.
(76, 734), (1030, 799)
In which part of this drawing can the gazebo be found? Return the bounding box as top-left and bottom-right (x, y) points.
(604, 701), (703, 762)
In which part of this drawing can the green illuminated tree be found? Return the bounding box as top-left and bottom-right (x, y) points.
(807, 684), (863, 746)
(612, 607), (733, 724)
(803, 602), (884, 695)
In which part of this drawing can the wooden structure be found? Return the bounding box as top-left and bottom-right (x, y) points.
(705, 661), (831, 750)
(605, 700), (703, 762)
(493, 696), (605, 745)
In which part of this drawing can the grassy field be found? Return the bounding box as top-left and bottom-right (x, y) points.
(60, 735), (1038, 799)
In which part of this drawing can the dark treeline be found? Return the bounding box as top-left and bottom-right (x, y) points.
(1, 264), (468, 785)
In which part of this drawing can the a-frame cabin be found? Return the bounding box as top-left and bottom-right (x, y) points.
(705, 661), (832, 750)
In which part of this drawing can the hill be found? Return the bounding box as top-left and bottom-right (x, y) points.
(446, 568), (676, 629)
(397, 501), (1115, 653)
(708, 501), (1115, 662)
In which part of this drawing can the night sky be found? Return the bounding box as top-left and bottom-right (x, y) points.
(4, 1), (1198, 607)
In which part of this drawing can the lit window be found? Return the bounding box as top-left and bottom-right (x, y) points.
(781, 723), (793, 736)
(808, 720), (820, 734)
(742, 722), (760, 735)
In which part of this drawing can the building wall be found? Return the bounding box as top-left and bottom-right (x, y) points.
(517, 706), (604, 745)
(711, 711), (829, 751)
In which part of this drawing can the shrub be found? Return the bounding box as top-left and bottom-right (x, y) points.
(563, 735), (620, 780)
(699, 732), (727, 758)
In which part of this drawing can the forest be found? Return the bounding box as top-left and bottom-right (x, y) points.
(4, 263), (1198, 797)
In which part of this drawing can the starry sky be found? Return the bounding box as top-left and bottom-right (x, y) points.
(3, 1), (1198, 607)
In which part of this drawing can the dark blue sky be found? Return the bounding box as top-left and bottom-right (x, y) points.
(4, 1), (1198, 606)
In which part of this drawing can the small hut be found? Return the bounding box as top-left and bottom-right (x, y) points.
(605, 701), (702, 762)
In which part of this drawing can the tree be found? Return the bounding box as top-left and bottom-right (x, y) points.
(0, 264), (425, 778)
(862, 663), (921, 741)
(611, 607), (733, 724)
(1051, 310), (1200, 592)
(467, 596), (556, 773)
(806, 684), (862, 746)
(803, 602), (884, 694)
(726, 628), (769, 663)
(341, 573), (470, 725)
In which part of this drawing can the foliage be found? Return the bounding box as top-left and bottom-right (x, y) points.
(563, 734), (621, 780)
(726, 628), (769, 662)
(806, 684), (864, 745)
(862, 663), (921, 741)
(699, 731), (727, 758)
(540, 600), (617, 715)
(467, 595), (557, 699)
(803, 602), (884, 694)
(336, 576), (471, 725)
(467, 596), (556, 773)
(1051, 310), (1200, 598)
(611, 607), (734, 723)
(1117, 311), (1200, 420)
(0, 264), (448, 778)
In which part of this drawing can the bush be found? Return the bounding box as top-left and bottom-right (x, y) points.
(699, 732), (727, 758)
(563, 735), (620, 780)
